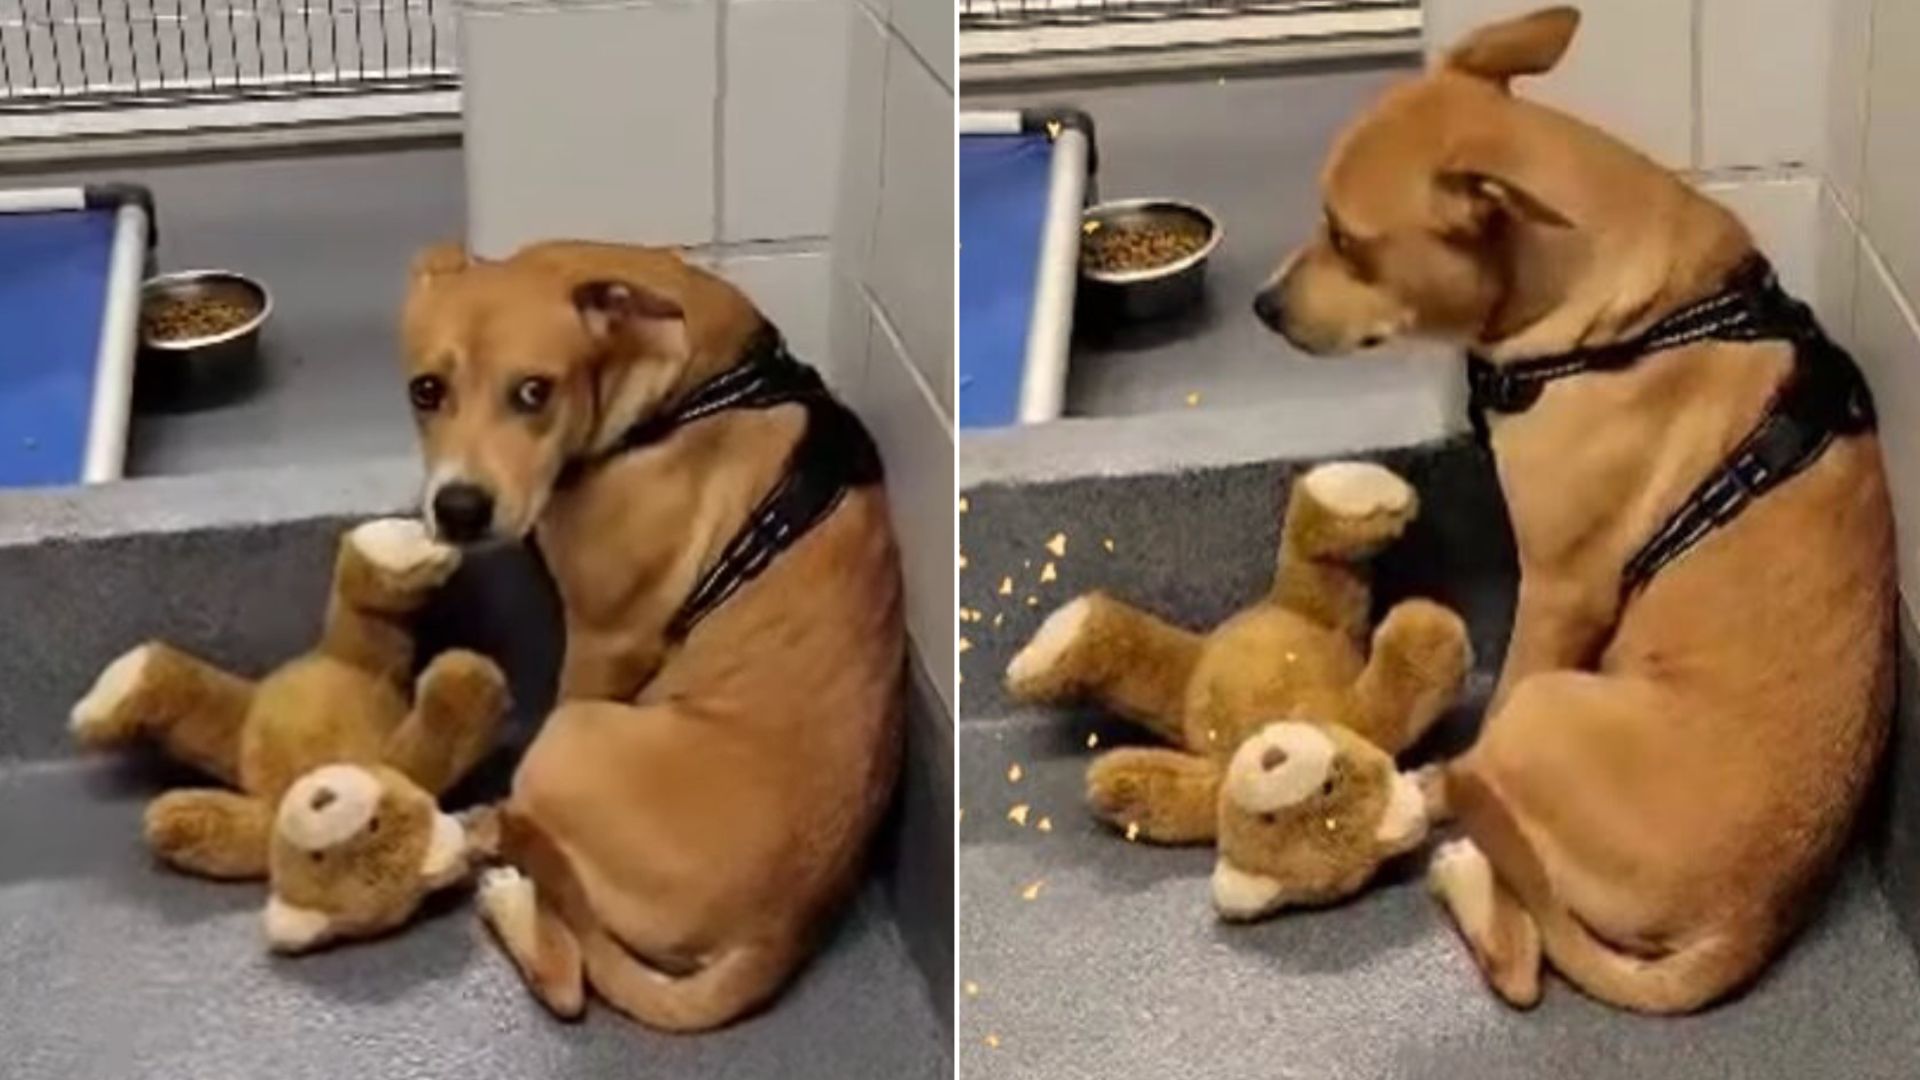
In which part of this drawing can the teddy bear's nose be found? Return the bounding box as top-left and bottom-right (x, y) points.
(309, 787), (337, 812)
(1260, 746), (1290, 771)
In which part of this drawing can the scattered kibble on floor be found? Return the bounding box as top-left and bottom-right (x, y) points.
(1125, 822), (1141, 842)
(998, 576), (1013, 596)
(959, 497), (970, 514)
(965, 981), (981, 998)
(1008, 803), (1030, 826)
(1039, 561), (1057, 583)
(1086, 732), (1100, 749)
(1021, 880), (1045, 901)
(1045, 532), (1067, 557)
(1102, 537), (1116, 553)
(1037, 816), (1053, 833)
(959, 638), (973, 654)
(1186, 391), (1202, 407)
(993, 613), (1005, 627)
(1007, 763), (1024, 783)
(959, 553), (968, 570)
(985, 1033), (1001, 1049)
(1026, 596), (1039, 607)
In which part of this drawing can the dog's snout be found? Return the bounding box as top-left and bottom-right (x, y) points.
(1252, 288), (1286, 333)
(432, 483), (495, 543)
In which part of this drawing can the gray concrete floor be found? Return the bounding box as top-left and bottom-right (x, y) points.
(970, 60), (1464, 421)
(0, 754), (950, 1080)
(8, 142), (466, 478)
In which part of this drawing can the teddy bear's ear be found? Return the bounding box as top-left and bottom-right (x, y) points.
(419, 811), (469, 888)
(264, 895), (334, 953)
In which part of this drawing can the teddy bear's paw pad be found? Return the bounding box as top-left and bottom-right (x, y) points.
(1006, 597), (1092, 697)
(478, 866), (539, 953)
(1301, 462), (1414, 520)
(70, 644), (153, 745)
(351, 518), (460, 580)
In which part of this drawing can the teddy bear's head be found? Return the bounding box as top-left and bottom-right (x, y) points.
(263, 763), (472, 953)
(1210, 721), (1428, 921)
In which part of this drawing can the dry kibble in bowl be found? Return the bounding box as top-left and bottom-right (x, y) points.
(1081, 219), (1210, 274)
(143, 295), (257, 343)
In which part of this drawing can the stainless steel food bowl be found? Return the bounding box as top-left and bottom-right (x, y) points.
(137, 269), (271, 406)
(1077, 198), (1223, 323)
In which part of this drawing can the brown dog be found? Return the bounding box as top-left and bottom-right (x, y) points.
(1255, 8), (1894, 1014)
(400, 241), (905, 1030)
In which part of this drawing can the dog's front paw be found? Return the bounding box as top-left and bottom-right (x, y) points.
(350, 518), (461, 587)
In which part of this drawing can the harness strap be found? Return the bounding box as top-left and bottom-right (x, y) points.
(1466, 258), (1875, 598)
(557, 324), (883, 640)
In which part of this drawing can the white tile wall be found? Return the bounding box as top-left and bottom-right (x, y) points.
(1425, 0), (1694, 168)
(870, 40), (955, 414)
(1864, 0), (1920, 305)
(1701, 177), (1820, 303)
(1853, 246), (1920, 602)
(718, 252), (834, 376)
(722, 0), (851, 241)
(1700, 0), (1829, 170)
(462, 1), (718, 256)
(1818, 185), (1862, 352)
(888, 0), (951, 92)
(834, 3), (891, 284)
(1827, 0), (1874, 214)
(859, 311), (956, 707)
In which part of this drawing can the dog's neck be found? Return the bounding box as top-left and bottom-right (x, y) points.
(582, 314), (769, 459)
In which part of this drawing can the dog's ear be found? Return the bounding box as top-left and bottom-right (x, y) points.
(1436, 170), (1574, 234)
(1441, 6), (1580, 89)
(572, 279), (689, 358)
(411, 242), (470, 282)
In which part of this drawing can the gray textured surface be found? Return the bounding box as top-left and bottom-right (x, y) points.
(0, 757), (947, 1080)
(958, 713), (1920, 1080)
(6, 144), (465, 478)
(969, 61), (1468, 422)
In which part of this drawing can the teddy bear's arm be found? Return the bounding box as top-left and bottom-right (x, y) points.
(71, 642), (255, 786)
(383, 650), (510, 796)
(319, 519), (461, 687)
(1338, 599), (1473, 755)
(1085, 747), (1223, 844)
(144, 788), (274, 879)
(1270, 463), (1419, 645)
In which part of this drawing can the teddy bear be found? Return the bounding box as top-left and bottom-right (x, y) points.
(69, 517), (510, 952)
(1005, 460), (1469, 921)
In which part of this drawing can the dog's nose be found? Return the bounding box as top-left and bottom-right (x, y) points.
(432, 483), (494, 543)
(1252, 289), (1286, 333)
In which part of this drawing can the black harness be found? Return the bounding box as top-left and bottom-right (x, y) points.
(1466, 258), (1876, 599)
(557, 326), (883, 640)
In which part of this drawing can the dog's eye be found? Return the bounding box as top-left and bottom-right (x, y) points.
(409, 375), (447, 412)
(511, 376), (555, 415)
(1321, 778), (1337, 797)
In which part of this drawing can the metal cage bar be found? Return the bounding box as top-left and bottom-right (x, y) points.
(960, 0), (1408, 30)
(0, 0), (457, 111)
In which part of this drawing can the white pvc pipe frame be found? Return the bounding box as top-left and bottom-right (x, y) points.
(0, 186), (149, 484)
(960, 110), (1091, 425)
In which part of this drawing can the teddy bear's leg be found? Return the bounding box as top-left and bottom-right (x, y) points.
(70, 642), (255, 785)
(1271, 462), (1419, 645)
(1006, 593), (1202, 744)
(478, 866), (587, 1019)
(145, 789), (274, 879)
(383, 650), (511, 796)
(1085, 748), (1223, 843)
(1340, 599), (1472, 756)
(1429, 838), (1543, 1008)
(319, 518), (461, 686)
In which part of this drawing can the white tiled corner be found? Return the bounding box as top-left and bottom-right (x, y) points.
(1817, 185), (1862, 352)
(1852, 242), (1920, 602)
(1865, 0), (1920, 306)
(887, 0), (952, 92)
(1700, 177), (1821, 297)
(831, 2), (890, 283)
(828, 271), (876, 396)
(1424, 0), (1694, 167)
(1827, 0), (1874, 214)
(1700, 0), (1828, 170)
(722, 0), (850, 242)
(718, 251), (833, 374)
(859, 310), (956, 713)
(869, 37), (954, 416)
(461, 1), (717, 256)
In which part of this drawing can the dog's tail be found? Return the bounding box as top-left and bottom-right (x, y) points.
(1450, 767), (1763, 1016)
(502, 809), (801, 1033)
